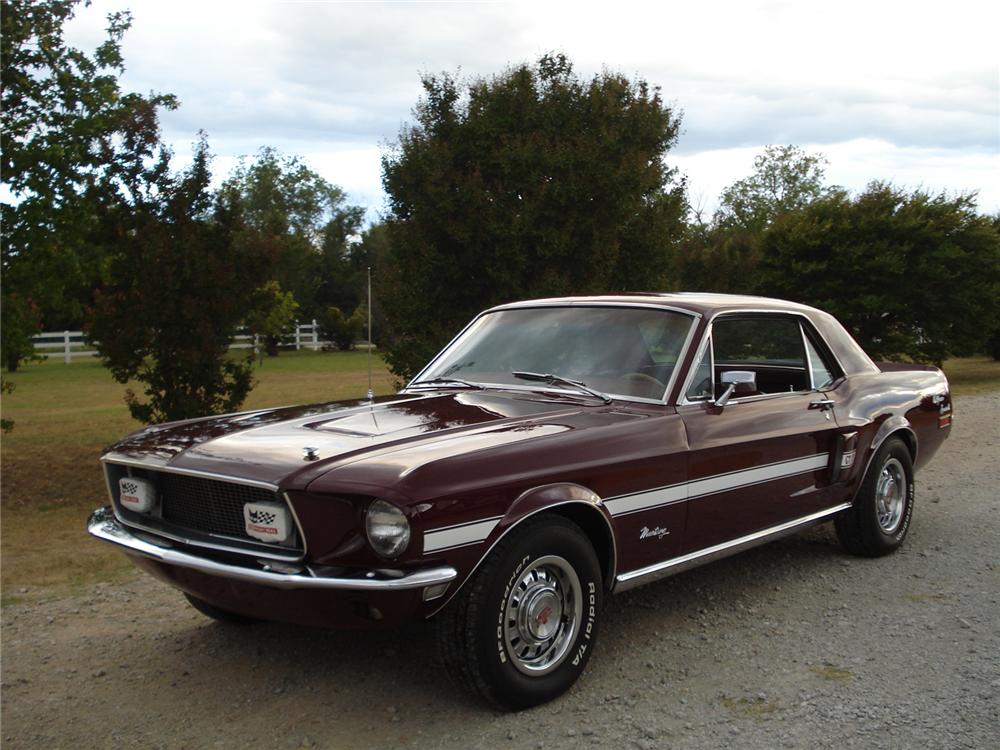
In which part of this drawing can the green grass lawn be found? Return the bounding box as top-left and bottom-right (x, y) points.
(0, 350), (396, 597)
(0, 352), (996, 598)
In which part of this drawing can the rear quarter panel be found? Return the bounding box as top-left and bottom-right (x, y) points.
(830, 366), (951, 494)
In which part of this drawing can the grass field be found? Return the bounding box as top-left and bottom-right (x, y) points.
(1, 353), (997, 599)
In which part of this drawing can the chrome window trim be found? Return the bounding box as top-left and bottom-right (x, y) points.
(404, 304), (701, 407)
(101, 459), (308, 563)
(800, 321), (816, 390)
(678, 309), (846, 406)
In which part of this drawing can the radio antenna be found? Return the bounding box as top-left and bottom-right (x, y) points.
(366, 266), (374, 402)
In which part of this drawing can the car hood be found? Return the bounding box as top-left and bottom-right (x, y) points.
(103, 390), (619, 490)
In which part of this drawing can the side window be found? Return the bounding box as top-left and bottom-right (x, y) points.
(804, 333), (835, 389)
(712, 316), (809, 394)
(685, 337), (713, 401)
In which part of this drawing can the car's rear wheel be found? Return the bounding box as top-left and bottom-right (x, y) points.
(436, 513), (603, 710)
(184, 593), (260, 625)
(835, 436), (915, 557)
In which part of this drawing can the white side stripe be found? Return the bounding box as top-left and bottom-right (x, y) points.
(605, 453), (830, 517)
(603, 483), (686, 517)
(422, 453), (832, 550)
(424, 517), (502, 553)
(686, 453), (829, 499)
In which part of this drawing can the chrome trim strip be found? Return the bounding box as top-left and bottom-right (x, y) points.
(487, 300), (704, 319)
(613, 503), (851, 592)
(603, 453), (830, 517)
(101, 455), (279, 491)
(88, 507), (456, 591)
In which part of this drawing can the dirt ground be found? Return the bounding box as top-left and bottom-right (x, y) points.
(2, 393), (998, 749)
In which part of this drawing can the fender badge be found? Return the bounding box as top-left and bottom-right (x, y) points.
(639, 526), (671, 541)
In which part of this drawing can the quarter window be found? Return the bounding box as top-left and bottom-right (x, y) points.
(804, 334), (835, 389)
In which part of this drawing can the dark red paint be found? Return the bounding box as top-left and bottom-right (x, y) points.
(95, 294), (952, 627)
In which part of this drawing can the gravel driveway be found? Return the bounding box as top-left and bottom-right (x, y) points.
(3, 393), (998, 750)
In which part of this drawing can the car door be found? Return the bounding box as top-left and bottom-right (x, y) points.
(676, 313), (846, 552)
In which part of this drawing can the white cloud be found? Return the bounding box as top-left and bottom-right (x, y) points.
(62, 0), (999, 219)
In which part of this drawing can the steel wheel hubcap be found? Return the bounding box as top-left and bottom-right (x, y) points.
(875, 457), (906, 533)
(503, 555), (582, 676)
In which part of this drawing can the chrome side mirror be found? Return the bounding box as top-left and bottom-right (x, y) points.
(715, 370), (757, 407)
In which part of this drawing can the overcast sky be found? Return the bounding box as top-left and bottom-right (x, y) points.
(66, 0), (999, 222)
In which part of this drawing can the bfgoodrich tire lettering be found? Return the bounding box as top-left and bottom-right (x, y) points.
(835, 437), (915, 557)
(436, 513), (603, 710)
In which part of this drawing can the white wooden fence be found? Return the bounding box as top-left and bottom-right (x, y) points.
(30, 320), (342, 364)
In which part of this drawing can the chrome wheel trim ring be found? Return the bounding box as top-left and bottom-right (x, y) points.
(503, 555), (582, 677)
(875, 457), (906, 534)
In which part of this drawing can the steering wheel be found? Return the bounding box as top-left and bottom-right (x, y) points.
(621, 372), (666, 396)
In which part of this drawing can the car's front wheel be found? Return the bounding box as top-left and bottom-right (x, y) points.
(436, 513), (603, 710)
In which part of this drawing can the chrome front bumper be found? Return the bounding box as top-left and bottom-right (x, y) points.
(87, 506), (457, 592)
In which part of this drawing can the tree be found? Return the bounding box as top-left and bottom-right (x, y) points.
(379, 53), (687, 378)
(317, 306), (365, 351)
(244, 281), (300, 360)
(1, 0), (177, 370)
(88, 138), (276, 423)
(223, 147), (365, 322)
(715, 145), (833, 232)
(757, 183), (1000, 364)
(672, 145), (835, 296)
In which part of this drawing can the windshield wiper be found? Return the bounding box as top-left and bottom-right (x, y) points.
(512, 371), (612, 404)
(409, 377), (485, 390)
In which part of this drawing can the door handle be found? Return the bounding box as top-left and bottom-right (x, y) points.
(809, 399), (836, 411)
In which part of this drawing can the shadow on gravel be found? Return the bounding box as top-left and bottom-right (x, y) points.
(162, 525), (846, 708)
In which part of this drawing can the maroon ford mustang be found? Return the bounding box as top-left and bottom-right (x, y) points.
(89, 293), (952, 708)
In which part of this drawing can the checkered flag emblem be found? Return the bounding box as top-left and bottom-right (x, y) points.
(121, 480), (139, 495)
(249, 509), (276, 525)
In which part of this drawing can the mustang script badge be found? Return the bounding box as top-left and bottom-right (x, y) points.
(639, 525), (671, 541)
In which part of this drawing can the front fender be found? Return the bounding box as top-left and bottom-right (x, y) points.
(427, 482), (616, 615)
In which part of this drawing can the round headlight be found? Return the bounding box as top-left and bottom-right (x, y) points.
(365, 499), (411, 559)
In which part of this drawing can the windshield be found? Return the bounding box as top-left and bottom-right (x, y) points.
(414, 306), (695, 400)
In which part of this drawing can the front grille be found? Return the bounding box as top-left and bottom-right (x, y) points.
(159, 473), (276, 541)
(106, 462), (302, 557)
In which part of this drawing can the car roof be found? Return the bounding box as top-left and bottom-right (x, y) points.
(489, 292), (819, 318)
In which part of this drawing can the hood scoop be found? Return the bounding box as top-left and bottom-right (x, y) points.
(307, 409), (436, 438)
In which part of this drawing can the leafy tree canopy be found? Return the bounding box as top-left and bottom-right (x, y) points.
(758, 183), (1000, 364)
(1, 0), (177, 369)
(715, 145), (833, 232)
(222, 147), (365, 321)
(379, 53), (687, 378)
(88, 137), (277, 423)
